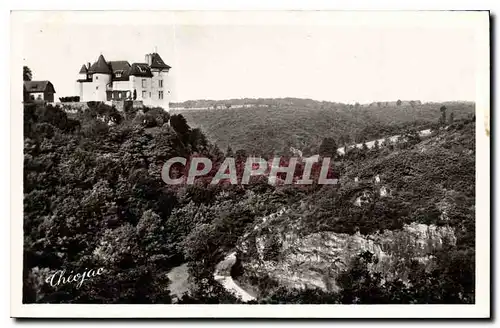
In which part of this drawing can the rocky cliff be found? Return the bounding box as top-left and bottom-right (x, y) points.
(237, 208), (456, 295)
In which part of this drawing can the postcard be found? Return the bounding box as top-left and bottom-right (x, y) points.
(10, 10), (490, 318)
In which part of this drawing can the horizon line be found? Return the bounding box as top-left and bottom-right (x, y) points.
(170, 97), (476, 105)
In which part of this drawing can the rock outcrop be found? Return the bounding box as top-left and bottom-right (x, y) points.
(237, 208), (456, 294)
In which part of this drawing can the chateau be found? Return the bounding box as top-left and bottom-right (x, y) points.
(76, 52), (171, 110)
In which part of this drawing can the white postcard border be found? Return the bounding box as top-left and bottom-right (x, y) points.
(10, 10), (490, 318)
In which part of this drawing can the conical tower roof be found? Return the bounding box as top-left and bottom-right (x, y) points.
(149, 53), (171, 70)
(78, 64), (88, 74)
(89, 54), (112, 74)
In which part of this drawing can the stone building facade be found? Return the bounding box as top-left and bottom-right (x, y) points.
(76, 52), (171, 110)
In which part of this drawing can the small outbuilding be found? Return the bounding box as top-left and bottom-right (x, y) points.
(23, 80), (56, 102)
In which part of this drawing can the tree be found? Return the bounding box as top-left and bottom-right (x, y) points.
(170, 114), (191, 137)
(402, 129), (421, 147)
(448, 112), (454, 125)
(189, 128), (208, 151)
(439, 106), (447, 126)
(235, 149), (247, 160)
(23, 66), (32, 81)
(319, 137), (338, 158)
(336, 251), (386, 303)
(396, 99), (402, 106)
(226, 146), (234, 157)
(144, 107), (170, 127)
(338, 135), (348, 156)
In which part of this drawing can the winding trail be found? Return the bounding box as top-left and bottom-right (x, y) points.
(336, 128), (432, 155)
(213, 252), (256, 302)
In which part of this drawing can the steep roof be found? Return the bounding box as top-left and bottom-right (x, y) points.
(78, 64), (88, 74)
(83, 53), (170, 79)
(88, 54), (112, 74)
(109, 61), (131, 72)
(24, 81), (56, 93)
(148, 53), (171, 70)
(129, 63), (153, 77)
(109, 61), (131, 81)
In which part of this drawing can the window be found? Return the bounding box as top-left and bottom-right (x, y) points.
(159, 80), (163, 88)
(138, 66), (146, 73)
(142, 90), (147, 98)
(115, 71), (122, 78)
(159, 91), (164, 100)
(142, 79), (146, 88)
(118, 93), (122, 99)
(95, 76), (98, 80)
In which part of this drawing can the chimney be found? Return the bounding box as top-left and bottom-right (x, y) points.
(87, 62), (91, 69)
(145, 54), (152, 66)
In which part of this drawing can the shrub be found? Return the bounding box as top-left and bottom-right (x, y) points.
(59, 96), (80, 103)
(87, 101), (102, 109)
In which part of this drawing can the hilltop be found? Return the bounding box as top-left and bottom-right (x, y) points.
(171, 99), (474, 156)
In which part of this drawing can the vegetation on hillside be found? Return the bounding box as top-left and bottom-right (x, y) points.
(172, 99), (474, 157)
(23, 101), (475, 304)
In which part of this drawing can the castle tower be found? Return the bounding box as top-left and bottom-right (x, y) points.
(145, 52), (171, 110)
(78, 64), (88, 81)
(76, 64), (89, 100)
(88, 54), (112, 101)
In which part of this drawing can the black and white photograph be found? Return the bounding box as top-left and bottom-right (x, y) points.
(10, 10), (490, 318)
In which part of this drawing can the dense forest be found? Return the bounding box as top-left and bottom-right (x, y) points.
(23, 100), (475, 304)
(171, 99), (474, 157)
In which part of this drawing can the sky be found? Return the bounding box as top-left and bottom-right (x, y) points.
(18, 12), (481, 103)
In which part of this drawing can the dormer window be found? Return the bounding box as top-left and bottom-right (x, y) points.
(115, 70), (123, 78)
(138, 66), (146, 73)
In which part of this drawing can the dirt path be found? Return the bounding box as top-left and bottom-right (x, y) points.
(336, 128), (432, 155)
(167, 263), (192, 302)
(213, 252), (256, 302)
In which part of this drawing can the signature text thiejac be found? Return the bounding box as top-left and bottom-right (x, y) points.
(45, 267), (105, 289)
